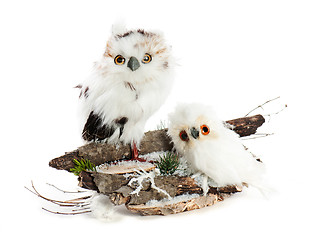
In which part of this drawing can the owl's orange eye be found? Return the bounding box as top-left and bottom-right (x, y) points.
(142, 53), (152, 64)
(179, 130), (189, 142)
(200, 125), (210, 135)
(114, 55), (125, 65)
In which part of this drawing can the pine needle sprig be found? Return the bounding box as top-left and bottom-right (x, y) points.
(156, 152), (180, 176)
(70, 158), (97, 176)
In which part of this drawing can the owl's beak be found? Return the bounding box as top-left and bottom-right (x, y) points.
(127, 56), (140, 71)
(190, 127), (199, 139)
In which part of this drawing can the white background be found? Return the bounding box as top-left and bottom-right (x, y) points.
(1, 0), (320, 239)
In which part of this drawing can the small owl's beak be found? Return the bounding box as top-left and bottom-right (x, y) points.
(190, 127), (199, 139)
(127, 56), (140, 71)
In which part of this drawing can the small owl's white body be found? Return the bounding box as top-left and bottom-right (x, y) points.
(168, 103), (265, 188)
(78, 25), (175, 146)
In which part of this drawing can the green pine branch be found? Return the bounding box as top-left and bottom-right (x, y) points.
(156, 152), (180, 175)
(70, 158), (97, 176)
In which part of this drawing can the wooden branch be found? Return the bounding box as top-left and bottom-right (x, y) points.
(245, 96), (280, 117)
(49, 114), (265, 172)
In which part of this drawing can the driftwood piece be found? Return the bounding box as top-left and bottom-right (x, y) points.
(49, 114), (265, 171)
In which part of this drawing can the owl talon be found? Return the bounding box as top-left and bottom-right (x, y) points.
(128, 142), (154, 163)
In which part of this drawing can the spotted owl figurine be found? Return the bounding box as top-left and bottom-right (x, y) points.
(77, 24), (175, 160)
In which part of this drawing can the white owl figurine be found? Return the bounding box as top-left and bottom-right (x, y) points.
(77, 24), (175, 160)
(168, 103), (265, 192)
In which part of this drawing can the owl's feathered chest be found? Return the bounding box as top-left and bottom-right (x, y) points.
(184, 135), (263, 186)
(82, 71), (169, 122)
(80, 71), (170, 144)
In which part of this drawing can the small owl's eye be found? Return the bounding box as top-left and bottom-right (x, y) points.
(142, 53), (152, 64)
(200, 125), (210, 135)
(114, 55), (125, 65)
(179, 130), (189, 142)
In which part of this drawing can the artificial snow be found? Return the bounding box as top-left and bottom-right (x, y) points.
(128, 168), (171, 199)
(140, 151), (167, 162)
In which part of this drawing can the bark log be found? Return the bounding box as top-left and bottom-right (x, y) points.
(78, 170), (243, 216)
(49, 114), (265, 171)
(126, 192), (237, 216)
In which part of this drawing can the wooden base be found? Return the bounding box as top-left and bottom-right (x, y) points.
(48, 114), (264, 216)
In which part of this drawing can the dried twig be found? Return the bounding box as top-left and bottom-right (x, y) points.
(25, 182), (90, 206)
(46, 183), (88, 194)
(241, 133), (275, 140)
(262, 104), (288, 121)
(25, 181), (93, 215)
(245, 96), (281, 117)
(42, 208), (91, 215)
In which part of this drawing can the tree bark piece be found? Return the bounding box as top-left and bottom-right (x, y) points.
(49, 114), (265, 172)
(49, 151), (81, 171)
(78, 171), (99, 191)
(226, 114), (265, 137)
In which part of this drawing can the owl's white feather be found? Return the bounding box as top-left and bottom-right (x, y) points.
(168, 103), (265, 189)
(77, 25), (175, 146)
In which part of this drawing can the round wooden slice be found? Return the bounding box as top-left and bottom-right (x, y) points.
(98, 161), (156, 175)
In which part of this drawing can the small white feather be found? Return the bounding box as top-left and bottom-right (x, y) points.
(90, 193), (116, 221)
